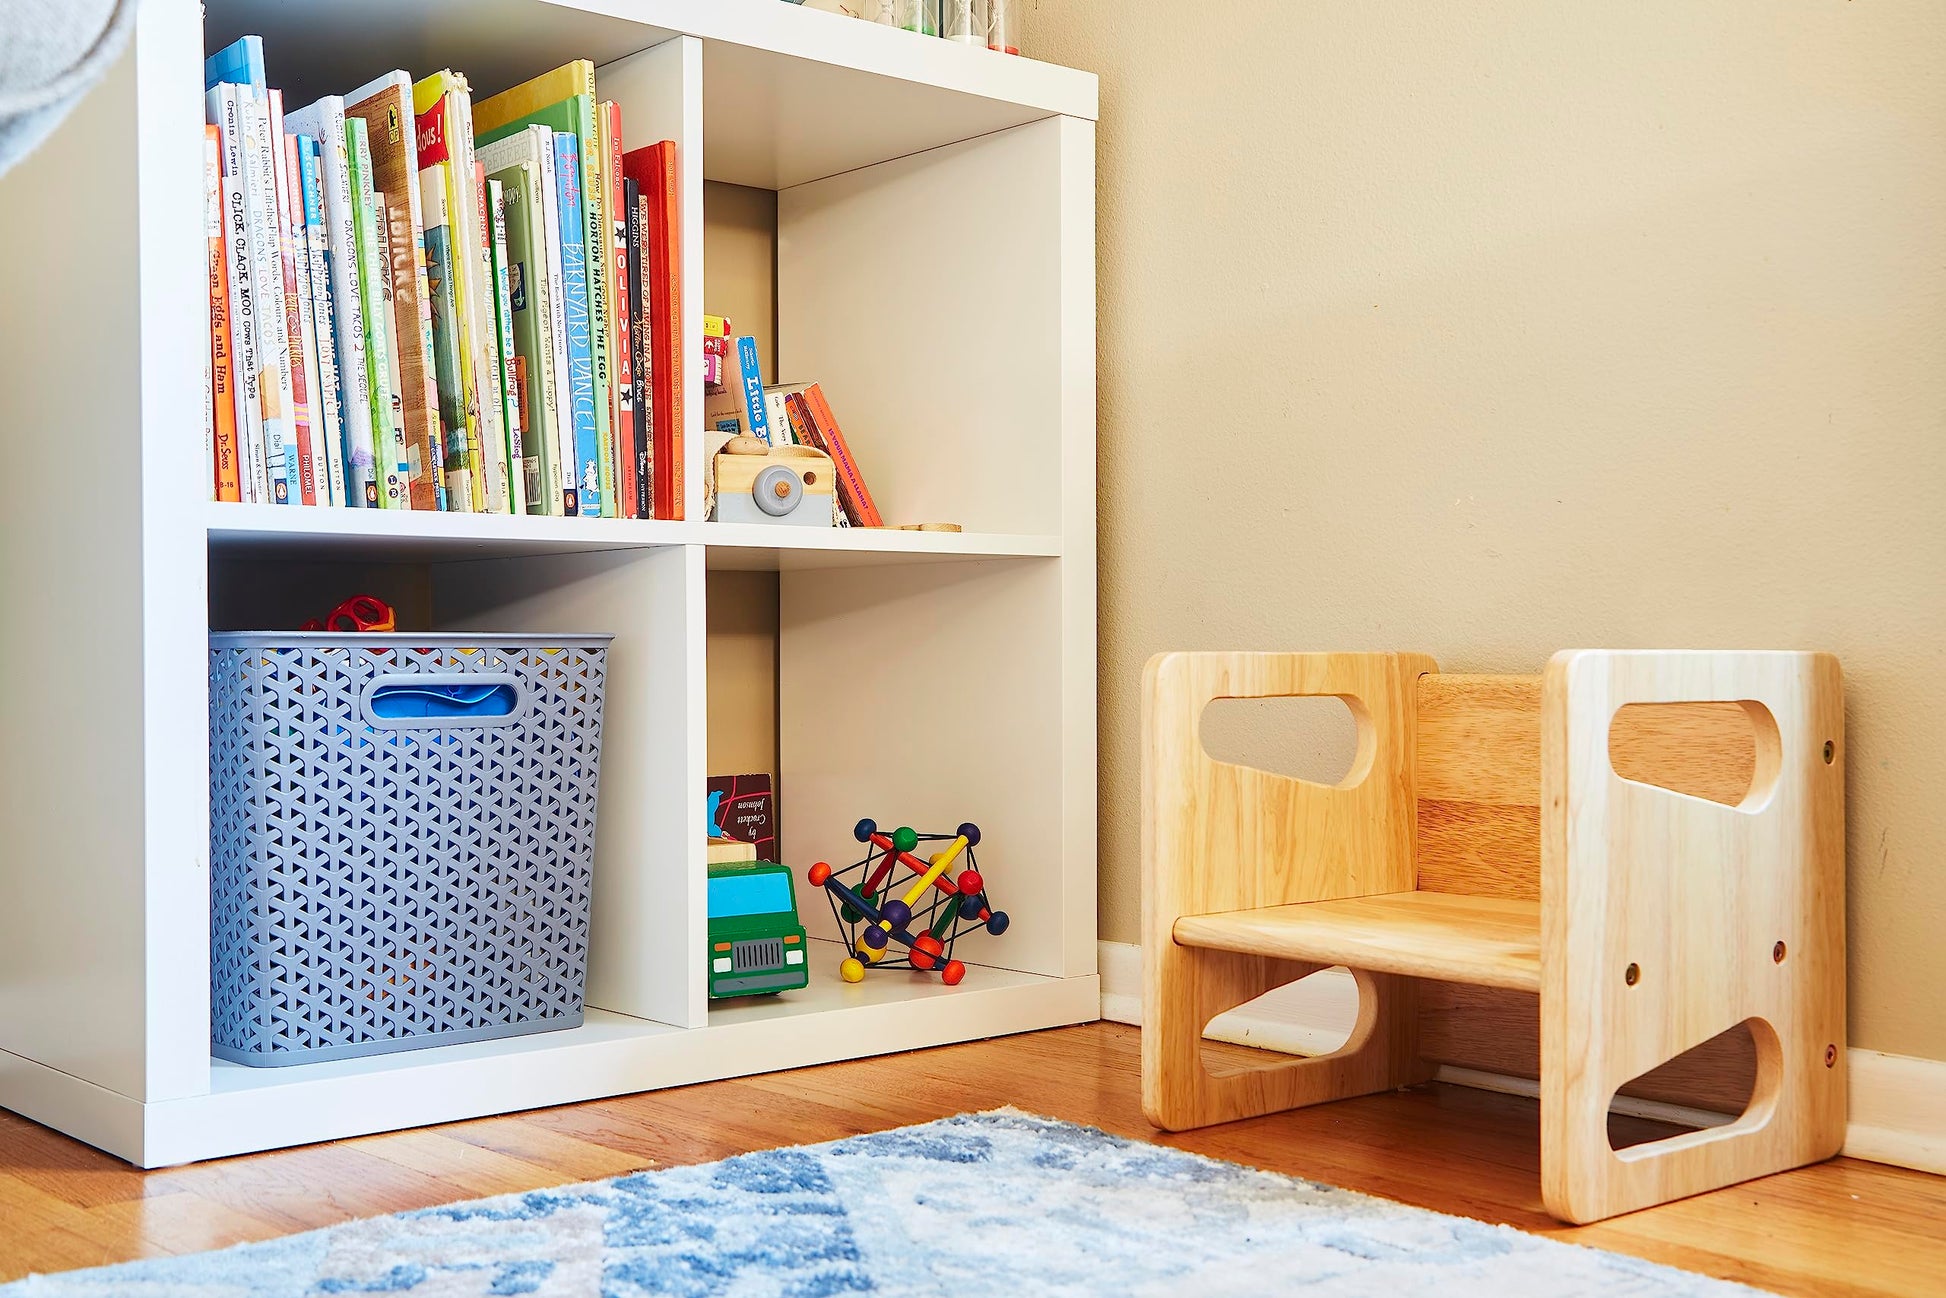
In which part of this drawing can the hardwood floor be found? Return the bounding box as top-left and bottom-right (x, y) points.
(1, 1023), (1941, 1294)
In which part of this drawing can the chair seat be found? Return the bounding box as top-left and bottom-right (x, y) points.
(1171, 890), (1541, 992)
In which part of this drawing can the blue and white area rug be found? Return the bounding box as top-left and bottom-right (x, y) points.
(4, 1110), (1765, 1296)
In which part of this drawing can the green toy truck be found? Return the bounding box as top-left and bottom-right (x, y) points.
(707, 860), (811, 998)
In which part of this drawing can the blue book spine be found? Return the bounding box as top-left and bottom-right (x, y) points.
(297, 137), (346, 506)
(554, 133), (600, 518)
(203, 35), (265, 93)
(736, 336), (773, 446)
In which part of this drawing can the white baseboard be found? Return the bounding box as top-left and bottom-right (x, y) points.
(1098, 940), (1946, 1177)
(1844, 1049), (1946, 1174)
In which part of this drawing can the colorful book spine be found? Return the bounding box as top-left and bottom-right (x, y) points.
(645, 141), (683, 518)
(798, 385), (884, 527)
(413, 74), (490, 513)
(276, 129), (320, 505)
(471, 162), (509, 511)
(373, 192), (415, 508)
(765, 391), (795, 446)
(736, 336), (770, 447)
(493, 153), (562, 516)
(203, 35), (265, 94)
(297, 137), (346, 507)
(632, 187), (654, 520)
(614, 172), (638, 518)
(554, 132), (600, 517)
(239, 91), (292, 503)
(486, 177), (528, 516)
(538, 138), (575, 515)
(286, 96), (374, 507)
(210, 85), (267, 503)
(347, 72), (444, 511)
(592, 100), (621, 517)
(346, 117), (393, 507)
(585, 111), (613, 517)
(418, 164), (472, 510)
(205, 126), (241, 503)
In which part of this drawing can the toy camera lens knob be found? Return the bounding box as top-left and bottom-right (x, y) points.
(986, 911), (1011, 936)
(957, 869), (983, 896)
(753, 464), (804, 516)
(957, 822), (981, 847)
(854, 819), (877, 843)
(891, 826), (919, 855)
(808, 862), (832, 887)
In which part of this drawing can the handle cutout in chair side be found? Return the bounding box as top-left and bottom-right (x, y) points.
(1607, 700), (1782, 810)
(1198, 695), (1368, 789)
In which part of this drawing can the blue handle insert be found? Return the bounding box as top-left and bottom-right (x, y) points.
(369, 682), (519, 720)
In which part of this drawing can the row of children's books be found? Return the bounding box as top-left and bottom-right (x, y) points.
(202, 36), (684, 519)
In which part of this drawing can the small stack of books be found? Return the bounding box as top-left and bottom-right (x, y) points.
(702, 326), (883, 528)
(202, 36), (684, 519)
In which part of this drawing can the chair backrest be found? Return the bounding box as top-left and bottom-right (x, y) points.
(1413, 673), (1758, 898)
(1410, 666), (1791, 1118)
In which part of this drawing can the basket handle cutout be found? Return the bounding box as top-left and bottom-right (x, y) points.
(361, 674), (525, 729)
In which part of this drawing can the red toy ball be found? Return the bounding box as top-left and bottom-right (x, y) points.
(957, 869), (983, 896)
(910, 934), (944, 970)
(807, 861), (831, 887)
(941, 960), (966, 986)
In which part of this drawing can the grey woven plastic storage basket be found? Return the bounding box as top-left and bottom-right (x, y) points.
(208, 632), (612, 1066)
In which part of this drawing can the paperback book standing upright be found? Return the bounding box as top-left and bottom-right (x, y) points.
(201, 37), (686, 520)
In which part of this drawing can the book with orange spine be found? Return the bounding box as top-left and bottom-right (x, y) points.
(206, 125), (242, 502)
(792, 385), (882, 527)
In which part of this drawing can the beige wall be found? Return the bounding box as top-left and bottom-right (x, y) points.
(1029, 0), (1946, 1060)
(704, 182), (784, 784)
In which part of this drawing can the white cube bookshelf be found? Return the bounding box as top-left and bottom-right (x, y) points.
(0, 0), (1096, 1167)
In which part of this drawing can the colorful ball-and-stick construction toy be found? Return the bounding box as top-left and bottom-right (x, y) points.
(807, 819), (1010, 986)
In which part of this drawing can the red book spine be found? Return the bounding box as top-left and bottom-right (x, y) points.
(415, 101), (449, 167)
(651, 140), (683, 520)
(797, 386), (882, 527)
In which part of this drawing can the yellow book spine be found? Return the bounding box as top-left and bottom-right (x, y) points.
(472, 61), (595, 137)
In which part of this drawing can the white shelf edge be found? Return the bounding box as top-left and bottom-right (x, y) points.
(204, 501), (1060, 564)
(142, 964), (1097, 1166)
(583, 0), (1099, 122)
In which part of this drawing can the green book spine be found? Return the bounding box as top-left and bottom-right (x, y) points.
(493, 161), (560, 515)
(477, 92), (609, 514)
(418, 163), (472, 509)
(346, 117), (400, 508)
(486, 178), (528, 516)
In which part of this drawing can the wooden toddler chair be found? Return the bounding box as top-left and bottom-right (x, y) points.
(1141, 650), (1845, 1223)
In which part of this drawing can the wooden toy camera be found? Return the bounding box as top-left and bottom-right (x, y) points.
(714, 436), (836, 526)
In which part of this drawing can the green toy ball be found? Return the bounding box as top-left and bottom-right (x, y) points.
(892, 825), (919, 855)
